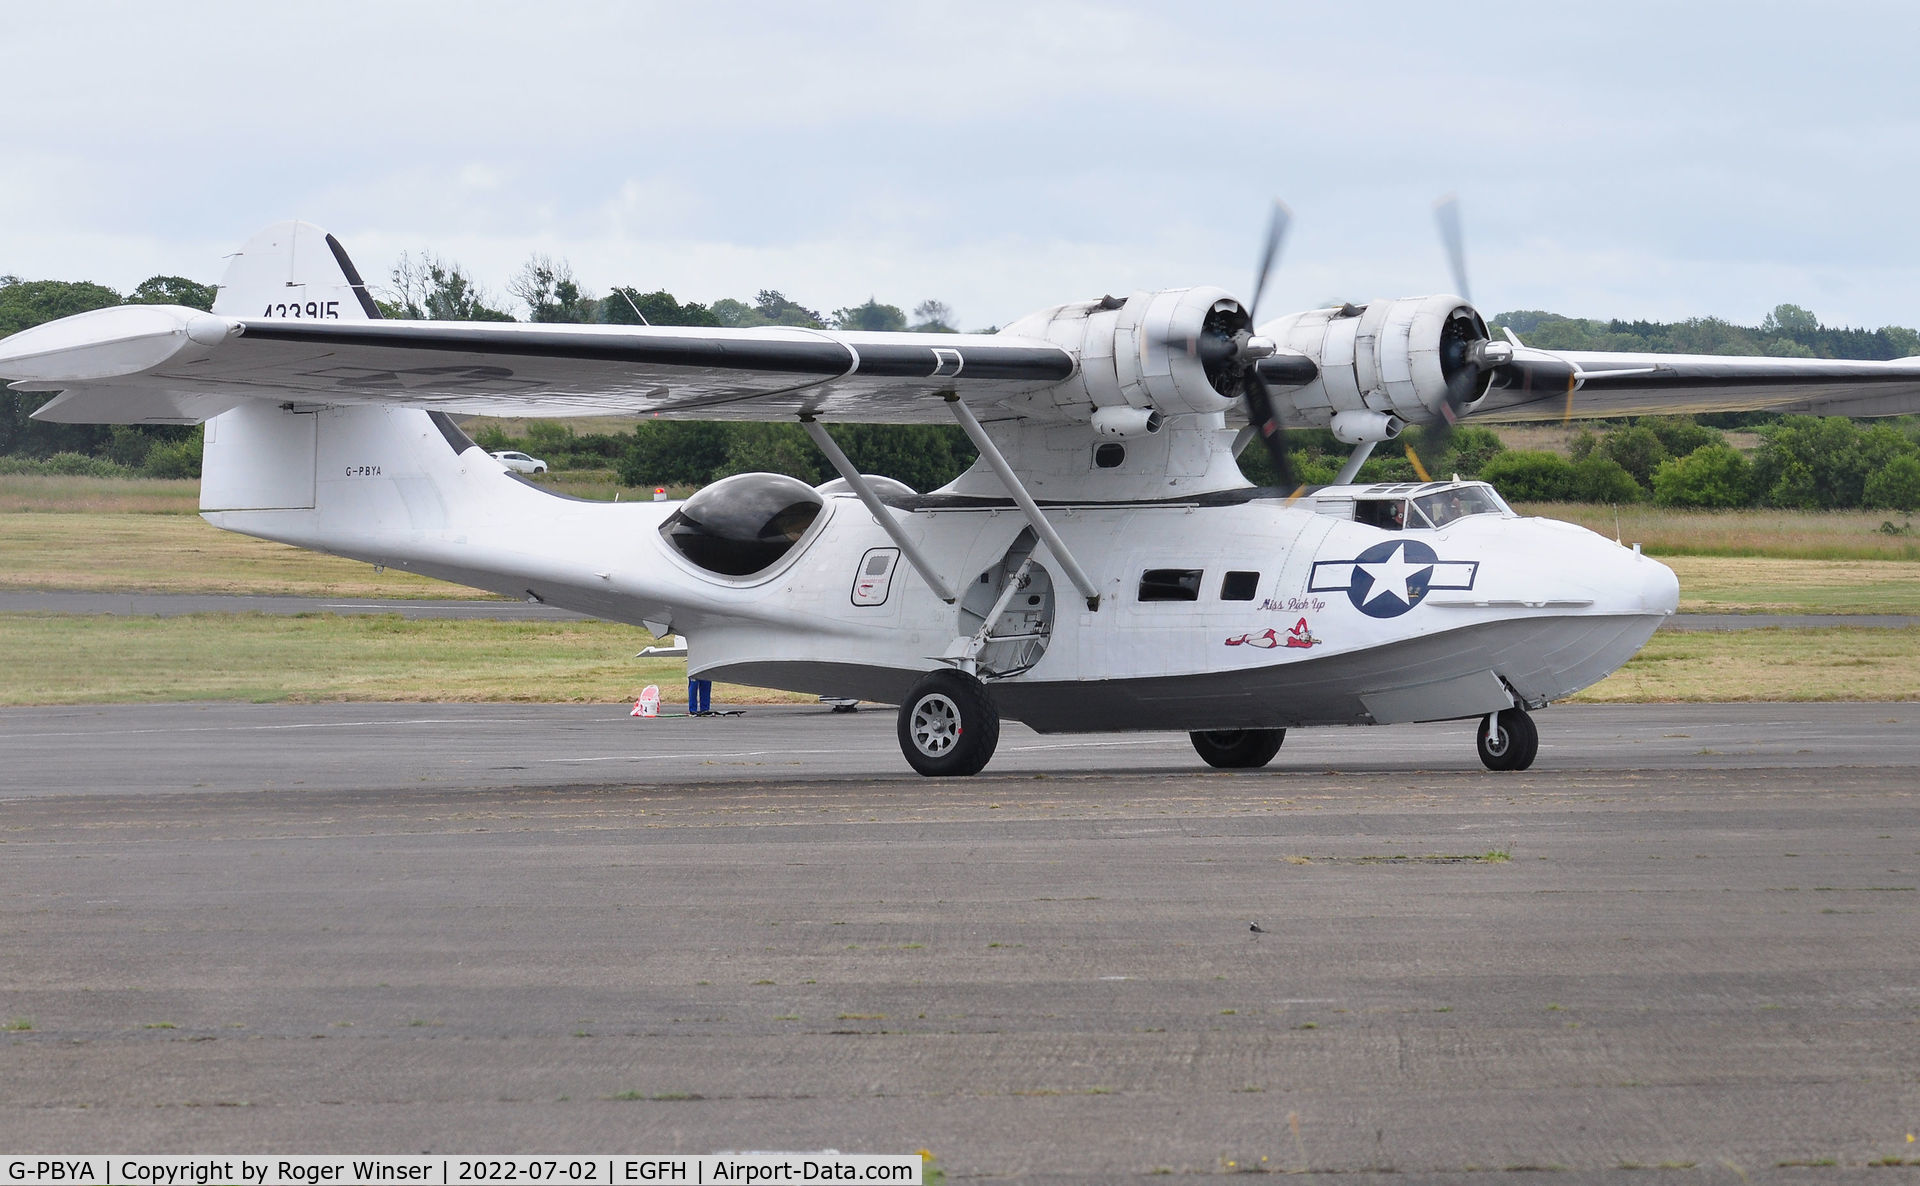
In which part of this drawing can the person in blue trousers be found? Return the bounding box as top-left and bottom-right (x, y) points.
(688, 677), (712, 715)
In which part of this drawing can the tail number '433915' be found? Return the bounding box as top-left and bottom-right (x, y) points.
(263, 301), (341, 318)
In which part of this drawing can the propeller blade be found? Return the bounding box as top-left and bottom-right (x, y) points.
(1247, 199), (1292, 323)
(1434, 194), (1471, 306)
(1404, 442), (1433, 484)
(1242, 370), (1295, 491)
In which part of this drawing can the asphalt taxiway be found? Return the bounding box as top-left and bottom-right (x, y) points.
(3, 703), (1917, 1178)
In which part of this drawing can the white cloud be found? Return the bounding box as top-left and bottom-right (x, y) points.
(4, 0), (1918, 331)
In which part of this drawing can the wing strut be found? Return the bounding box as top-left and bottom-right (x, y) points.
(1333, 440), (1378, 485)
(943, 397), (1102, 612)
(798, 416), (957, 604)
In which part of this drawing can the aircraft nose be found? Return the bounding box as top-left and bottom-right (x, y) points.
(1636, 552), (1680, 617)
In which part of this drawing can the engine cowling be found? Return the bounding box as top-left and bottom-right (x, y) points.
(1001, 286), (1254, 420)
(1257, 294), (1492, 428)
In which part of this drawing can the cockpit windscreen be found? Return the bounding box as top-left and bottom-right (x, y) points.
(1412, 485), (1507, 528)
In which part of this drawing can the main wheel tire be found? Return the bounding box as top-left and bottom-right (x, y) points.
(1189, 728), (1285, 769)
(1476, 708), (1539, 771)
(897, 670), (1000, 777)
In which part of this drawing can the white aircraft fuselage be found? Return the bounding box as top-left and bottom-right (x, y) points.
(200, 400), (1677, 738)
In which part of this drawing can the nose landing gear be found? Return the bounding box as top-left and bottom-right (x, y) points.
(1477, 707), (1538, 771)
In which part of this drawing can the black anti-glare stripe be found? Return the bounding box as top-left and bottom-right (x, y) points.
(855, 344), (960, 377)
(855, 342), (1074, 381)
(243, 322), (855, 374)
(950, 349), (1074, 381)
(1491, 361), (1920, 391)
(324, 234), (384, 320)
(238, 321), (1075, 383)
(891, 485), (1316, 512)
(426, 410), (480, 455)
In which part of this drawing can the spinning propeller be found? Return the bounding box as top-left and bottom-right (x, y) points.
(1240, 200), (1300, 492)
(1406, 195), (1516, 481)
(1184, 200), (1299, 491)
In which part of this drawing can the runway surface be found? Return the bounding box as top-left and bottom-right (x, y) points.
(3, 702), (1918, 1179)
(4, 590), (1914, 631)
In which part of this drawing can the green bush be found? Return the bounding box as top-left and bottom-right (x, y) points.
(1291, 454), (1338, 488)
(471, 422), (513, 452)
(141, 434), (202, 479)
(1746, 415), (1916, 509)
(1652, 444), (1751, 508)
(618, 422), (738, 488)
(1640, 415), (1723, 458)
(1478, 450), (1575, 501)
(1864, 454), (1920, 511)
(1446, 425), (1507, 476)
(0, 452), (130, 477)
(1568, 455), (1643, 503)
(105, 425), (156, 469)
(46, 451), (125, 476)
(1596, 423), (1667, 489)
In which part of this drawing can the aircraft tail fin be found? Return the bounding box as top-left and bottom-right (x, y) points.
(13, 221), (381, 425)
(211, 220), (382, 320)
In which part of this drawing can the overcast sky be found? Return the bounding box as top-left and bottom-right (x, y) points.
(4, 1), (1917, 332)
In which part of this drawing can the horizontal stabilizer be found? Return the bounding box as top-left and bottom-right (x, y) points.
(29, 384), (245, 425)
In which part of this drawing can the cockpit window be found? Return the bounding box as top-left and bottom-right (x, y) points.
(1354, 499), (1408, 531)
(1413, 485), (1507, 528)
(660, 472), (824, 576)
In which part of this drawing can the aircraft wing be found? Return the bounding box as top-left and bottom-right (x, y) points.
(3, 306), (1075, 426)
(1472, 345), (1920, 423)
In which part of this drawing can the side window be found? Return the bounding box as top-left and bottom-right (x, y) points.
(1355, 500), (1406, 531)
(1220, 571), (1260, 601)
(1139, 569), (1202, 602)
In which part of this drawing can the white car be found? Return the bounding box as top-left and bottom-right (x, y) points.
(490, 450), (547, 474)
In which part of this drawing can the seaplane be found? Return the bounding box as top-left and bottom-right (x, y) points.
(5, 211), (1919, 775)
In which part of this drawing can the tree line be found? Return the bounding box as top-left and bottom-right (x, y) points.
(3, 260), (1919, 509)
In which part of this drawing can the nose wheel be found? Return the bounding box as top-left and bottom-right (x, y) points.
(1476, 707), (1538, 771)
(897, 670), (1000, 777)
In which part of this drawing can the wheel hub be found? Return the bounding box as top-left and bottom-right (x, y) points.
(910, 694), (962, 757)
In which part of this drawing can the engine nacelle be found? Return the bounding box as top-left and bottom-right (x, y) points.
(1257, 294), (1491, 428)
(1001, 286), (1252, 421)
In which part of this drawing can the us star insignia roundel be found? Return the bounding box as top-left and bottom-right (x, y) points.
(1307, 540), (1479, 619)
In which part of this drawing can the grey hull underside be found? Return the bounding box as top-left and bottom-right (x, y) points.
(705, 613), (1664, 733)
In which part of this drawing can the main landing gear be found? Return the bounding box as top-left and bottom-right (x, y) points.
(1189, 728), (1286, 769)
(1476, 707), (1538, 771)
(897, 670), (1001, 777)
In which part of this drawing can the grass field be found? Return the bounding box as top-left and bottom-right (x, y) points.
(1662, 556), (1920, 614)
(1571, 626), (1920, 703)
(0, 512), (493, 598)
(0, 612), (805, 707)
(1513, 502), (1920, 560)
(3, 475), (1916, 707)
(0, 473), (202, 514)
(3, 610), (1910, 707)
(10, 495), (1914, 612)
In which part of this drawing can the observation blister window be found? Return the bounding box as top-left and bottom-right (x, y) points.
(660, 473), (825, 577)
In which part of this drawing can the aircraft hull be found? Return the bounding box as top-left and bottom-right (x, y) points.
(706, 610), (1662, 731)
